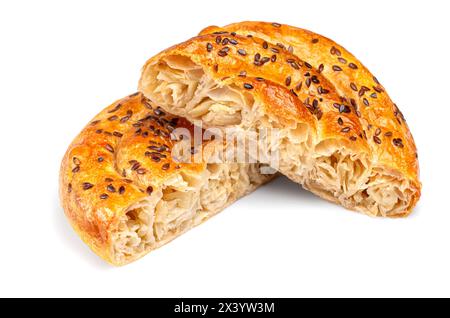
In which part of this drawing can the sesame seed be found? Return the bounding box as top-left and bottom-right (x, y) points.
(108, 103), (122, 113)
(271, 47), (280, 53)
(146, 186), (153, 195)
(373, 136), (382, 144)
(341, 127), (351, 133)
(363, 98), (370, 106)
(82, 182), (94, 190)
(332, 65), (342, 72)
(262, 41), (268, 49)
(206, 43), (213, 52)
(73, 157), (81, 166)
(350, 83), (358, 91)
(215, 36), (221, 44)
(237, 49), (246, 56)
(118, 186), (125, 195)
(136, 168), (146, 175)
(272, 22), (281, 27)
(370, 93), (377, 99)
(393, 138), (404, 148)
(305, 62), (312, 69)
(68, 183), (72, 193)
(162, 163), (170, 170)
(338, 57), (347, 64)
(113, 131), (123, 137)
(375, 128), (381, 136)
(243, 83), (254, 90)
(338, 117), (344, 125)
(100, 194), (109, 200)
(107, 184), (116, 193)
(229, 39), (238, 45)
(285, 76), (291, 87)
(98, 157), (104, 162)
(318, 64), (324, 73)
(271, 54), (277, 62)
(72, 166), (80, 173)
(312, 39), (319, 44)
(348, 63), (358, 69)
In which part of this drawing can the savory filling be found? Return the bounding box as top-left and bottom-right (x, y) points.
(112, 163), (269, 263)
(140, 54), (417, 217)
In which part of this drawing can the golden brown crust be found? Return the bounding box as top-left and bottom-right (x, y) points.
(139, 22), (420, 216)
(59, 93), (206, 264)
(199, 21), (421, 204)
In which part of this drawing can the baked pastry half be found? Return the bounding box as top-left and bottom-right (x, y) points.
(138, 23), (421, 217)
(59, 93), (272, 265)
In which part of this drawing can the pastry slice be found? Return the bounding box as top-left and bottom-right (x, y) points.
(59, 92), (272, 265)
(138, 26), (420, 217)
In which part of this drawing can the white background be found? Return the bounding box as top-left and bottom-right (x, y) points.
(0, 0), (449, 297)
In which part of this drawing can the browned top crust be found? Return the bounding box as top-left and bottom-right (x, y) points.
(59, 93), (203, 263)
(199, 21), (420, 195)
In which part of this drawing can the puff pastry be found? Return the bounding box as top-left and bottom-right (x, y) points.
(139, 22), (421, 217)
(59, 93), (272, 265)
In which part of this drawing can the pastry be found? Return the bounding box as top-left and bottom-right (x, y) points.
(139, 23), (420, 217)
(59, 92), (272, 265)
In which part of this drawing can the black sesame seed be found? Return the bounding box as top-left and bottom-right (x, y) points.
(90, 120), (101, 126)
(237, 49), (246, 56)
(332, 65), (342, 72)
(375, 128), (381, 136)
(107, 184), (116, 193)
(162, 163), (170, 170)
(373, 136), (382, 144)
(350, 136), (357, 141)
(363, 98), (370, 106)
(229, 39), (238, 45)
(215, 36), (222, 44)
(262, 41), (268, 49)
(393, 138), (404, 148)
(68, 183), (72, 193)
(272, 22), (281, 27)
(384, 132), (393, 137)
(341, 127), (351, 133)
(255, 77), (265, 82)
(305, 62), (312, 69)
(373, 76), (380, 84)
(285, 76), (291, 87)
(312, 38), (319, 44)
(289, 61), (300, 70)
(243, 83), (254, 90)
(206, 43), (213, 52)
(82, 182), (94, 190)
(73, 157), (81, 166)
(261, 57), (270, 64)
(118, 186), (125, 195)
(338, 117), (344, 126)
(222, 38), (229, 45)
(108, 103), (122, 113)
(98, 157), (104, 162)
(146, 186), (153, 195)
(108, 115), (118, 121)
(370, 93), (377, 99)
(120, 115), (131, 123)
(349, 63), (358, 69)
(338, 57), (347, 64)
(350, 83), (358, 91)
(100, 193), (109, 200)
(318, 64), (324, 73)
(271, 47), (280, 53)
(95, 129), (103, 134)
(113, 131), (123, 137)
(305, 78), (312, 87)
(72, 166), (80, 173)
(238, 71), (247, 77)
(254, 53), (261, 61)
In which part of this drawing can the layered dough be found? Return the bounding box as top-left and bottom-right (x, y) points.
(139, 28), (420, 217)
(59, 93), (272, 265)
